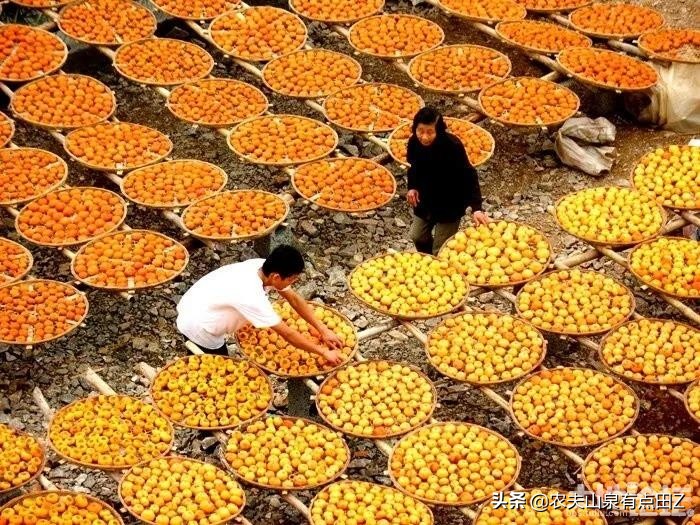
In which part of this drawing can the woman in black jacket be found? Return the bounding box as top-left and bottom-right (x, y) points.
(406, 107), (489, 255)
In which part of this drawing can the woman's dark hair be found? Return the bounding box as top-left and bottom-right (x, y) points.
(262, 245), (305, 278)
(411, 106), (447, 136)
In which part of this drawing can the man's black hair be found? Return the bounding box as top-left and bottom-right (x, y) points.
(262, 245), (305, 278)
(411, 106), (447, 136)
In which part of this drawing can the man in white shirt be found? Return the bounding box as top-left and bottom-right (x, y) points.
(176, 245), (343, 364)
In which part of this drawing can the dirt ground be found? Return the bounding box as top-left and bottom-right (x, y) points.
(1, 0), (699, 524)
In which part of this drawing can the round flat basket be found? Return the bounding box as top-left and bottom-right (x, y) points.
(149, 0), (242, 21)
(315, 359), (438, 439)
(437, 220), (554, 289)
(557, 47), (658, 92)
(0, 147), (69, 206)
(0, 490), (123, 524)
(512, 0), (591, 13)
(0, 25), (68, 83)
(424, 310), (548, 386)
(347, 14), (445, 59)
(120, 159), (228, 209)
(0, 111), (15, 148)
(495, 20), (593, 55)
(514, 269), (636, 337)
(181, 190), (289, 242)
(0, 237), (33, 285)
(114, 37), (214, 86)
(0, 424), (46, 495)
(63, 122), (173, 172)
(388, 421), (522, 506)
(228, 114), (338, 166)
(387, 117), (495, 168)
(509, 366), (640, 448)
(406, 44), (512, 94)
(553, 191), (667, 248)
(166, 78), (269, 128)
(637, 28), (700, 64)
(308, 480), (435, 525)
(347, 252), (470, 320)
(47, 394), (175, 471)
(438, 0), (527, 24)
(684, 379), (700, 426)
(261, 49), (362, 99)
(71, 229), (189, 291)
(0, 279), (89, 346)
(149, 355), (274, 430)
(581, 434), (700, 515)
(9, 0), (72, 7)
(322, 82), (424, 134)
(684, 512), (700, 525)
(9, 74), (117, 131)
(627, 237), (700, 301)
(478, 76), (580, 128)
(236, 301), (359, 379)
(629, 145), (700, 211)
(208, 7), (308, 62)
(598, 318), (700, 385)
(290, 158), (396, 213)
(15, 187), (128, 248)
(568, 3), (665, 40)
(221, 416), (351, 491)
(57, 0), (157, 46)
(288, 0), (385, 24)
(119, 456), (246, 525)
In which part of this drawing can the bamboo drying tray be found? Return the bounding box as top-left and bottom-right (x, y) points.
(629, 149), (700, 212)
(290, 158), (396, 213)
(47, 394), (175, 470)
(406, 44), (512, 94)
(228, 115), (338, 166)
(149, 355), (274, 431)
(637, 29), (700, 64)
(513, 269), (636, 336)
(0, 147), (68, 206)
(437, 0), (527, 24)
(347, 14), (445, 59)
(0, 111), (15, 148)
(15, 187), (128, 248)
(315, 359), (438, 439)
(437, 220), (554, 288)
(478, 77), (580, 128)
(0, 237), (34, 284)
(0, 424), (46, 495)
(236, 301), (359, 379)
(494, 20), (592, 55)
(288, 0), (385, 24)
(220, 416), (351, 491)
(70, 229), (189, 291)
(180, 189), (289, 242)
(388, 421), (522, 506)
(347, 252), (470, 320)
(553, 191), (667, 248)
(120, 159), (228, 209)
(598, 318), (700, 385)
(0, 25), (68, 82)
(508, 366), (640, 448)
(424, 309), (548, 386)
(0, 490), (124, 523)
(0, 278), (89, 346)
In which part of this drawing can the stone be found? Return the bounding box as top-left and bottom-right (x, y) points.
(299, 220), (319, 237)
(355, 316), (369, 329)
(333, 213), (351, 225)
(327, 266), (346, 287)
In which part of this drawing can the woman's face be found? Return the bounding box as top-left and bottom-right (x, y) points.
(416, 122), (437, 147)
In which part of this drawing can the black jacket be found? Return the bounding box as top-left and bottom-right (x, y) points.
(406, 132), (483, 223)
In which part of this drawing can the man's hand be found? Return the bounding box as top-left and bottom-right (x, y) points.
(406, 189), (420, 207)
(473, 210), (490, 225)
(320, 327), (343, 349)
(322, 348), (343, 366)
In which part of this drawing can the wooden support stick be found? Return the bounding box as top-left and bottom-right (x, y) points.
(282, 494), (311, 520)
(84, 367), (118, 395)
(39, 475), (58, 490)
(33, 387), (54, 420)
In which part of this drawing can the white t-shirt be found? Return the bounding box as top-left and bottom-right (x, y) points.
(176, 258), (282, 349)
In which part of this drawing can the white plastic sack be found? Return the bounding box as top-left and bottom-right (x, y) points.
(554, 117), (617, 176)
(624, 62), (700, 133)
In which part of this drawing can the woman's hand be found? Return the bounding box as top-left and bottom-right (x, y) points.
(406, 189), (420, 207)
(473, 210), (490, 225)
(320, 327), (343, 349)
(322, 348), (343, 366)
